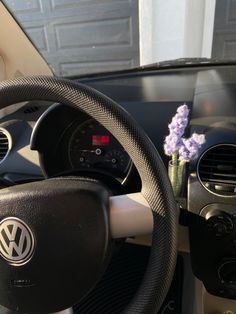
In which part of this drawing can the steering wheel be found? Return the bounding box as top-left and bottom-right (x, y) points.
(0, 76), (178, 313)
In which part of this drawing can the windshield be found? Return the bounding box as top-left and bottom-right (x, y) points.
(3, 0), (232, 76)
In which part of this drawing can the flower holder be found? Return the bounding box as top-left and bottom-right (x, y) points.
(168, 161), (185, 197)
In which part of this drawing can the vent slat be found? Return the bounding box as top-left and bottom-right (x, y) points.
(199, 164), (236, 170)
(200, 171), (236, 178)
(0, 131), (9, 163)
(201, 178), (236, 185)
(201, 158), (236, 164)
(198, 144), (236, 196)
(23, 106), (39, 114)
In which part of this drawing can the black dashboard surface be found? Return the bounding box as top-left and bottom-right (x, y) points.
(0, 65), (235, 192)
(0, 66), (236, 184)
(1, 65), (236, 300)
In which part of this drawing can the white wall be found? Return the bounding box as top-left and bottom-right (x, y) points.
(139, 0), (216, 65)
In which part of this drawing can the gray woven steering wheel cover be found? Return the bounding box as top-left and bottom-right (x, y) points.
(0, 76), (178, 314)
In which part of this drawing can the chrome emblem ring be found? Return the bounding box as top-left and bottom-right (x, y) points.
(0, 217), (35, 266)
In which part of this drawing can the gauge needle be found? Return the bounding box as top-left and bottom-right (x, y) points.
(104, 159), (117, 164)
(75, 148), (103, 155)
(77, 149), (96, 153)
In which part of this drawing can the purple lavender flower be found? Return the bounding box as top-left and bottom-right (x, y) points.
(164, 134), (183, 156)
(168, 104), (189, 137)
(179, 133), (206, 162)
(191, 133), (205, 145)
(164, 104), (189, 156)
(177, 104), (190, 117)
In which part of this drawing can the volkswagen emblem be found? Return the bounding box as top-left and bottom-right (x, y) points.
(0, 217), (35, 266)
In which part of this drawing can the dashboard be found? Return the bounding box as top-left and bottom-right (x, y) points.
(1, 64), (236, 302)
(0, 65), (235, 192)
(0, 65), (235, 194)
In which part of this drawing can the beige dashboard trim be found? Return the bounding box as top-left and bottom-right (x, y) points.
(0, 3), (52, 80)
(110, 192), (190, 252)
(0, 56), (5, 81)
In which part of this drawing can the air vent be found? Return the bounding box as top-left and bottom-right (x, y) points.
(23, 106), (39, 114)
(198, 144), (236, 196)
(0, 130), (10, 163)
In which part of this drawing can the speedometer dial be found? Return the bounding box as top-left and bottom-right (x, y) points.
(69, 119), (131, 179)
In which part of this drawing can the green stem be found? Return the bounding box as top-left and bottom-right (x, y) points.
(170, 153), (178, 196)
(169, 154), (186, 197)
(179, 159), (186, 168)
(172, 152), (178, 167)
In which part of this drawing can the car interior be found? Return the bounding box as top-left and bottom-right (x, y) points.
(1, 1), (236, 314)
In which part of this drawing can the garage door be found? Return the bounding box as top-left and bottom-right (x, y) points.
(5, 0), (139, 76)
(212, 0), (236, 59)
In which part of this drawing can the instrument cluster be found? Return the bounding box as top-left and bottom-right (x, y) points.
(68, 119), (131, 180)
(31, 104), (133, 186)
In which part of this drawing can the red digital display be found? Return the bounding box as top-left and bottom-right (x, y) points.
(92, 135), (110, 146)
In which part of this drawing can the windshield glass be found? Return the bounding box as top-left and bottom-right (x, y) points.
(3, 0), (231, 76)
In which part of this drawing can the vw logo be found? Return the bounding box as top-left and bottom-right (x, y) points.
(0, 217), (35, 266)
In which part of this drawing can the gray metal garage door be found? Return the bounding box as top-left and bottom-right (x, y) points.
(212, 0), (236, 59)
(5, 0), (139, 76)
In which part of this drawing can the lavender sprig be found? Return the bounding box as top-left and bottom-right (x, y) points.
(164, 104), (189, 159)
(164, 104), (206, 196)
(169, 104), (189, 137)
(164, 104), (205, 163)
(164, 134), (183, 156)
(179, 133), (206, 162)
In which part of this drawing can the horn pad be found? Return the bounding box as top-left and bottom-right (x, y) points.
(0, 178), (110, 313)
